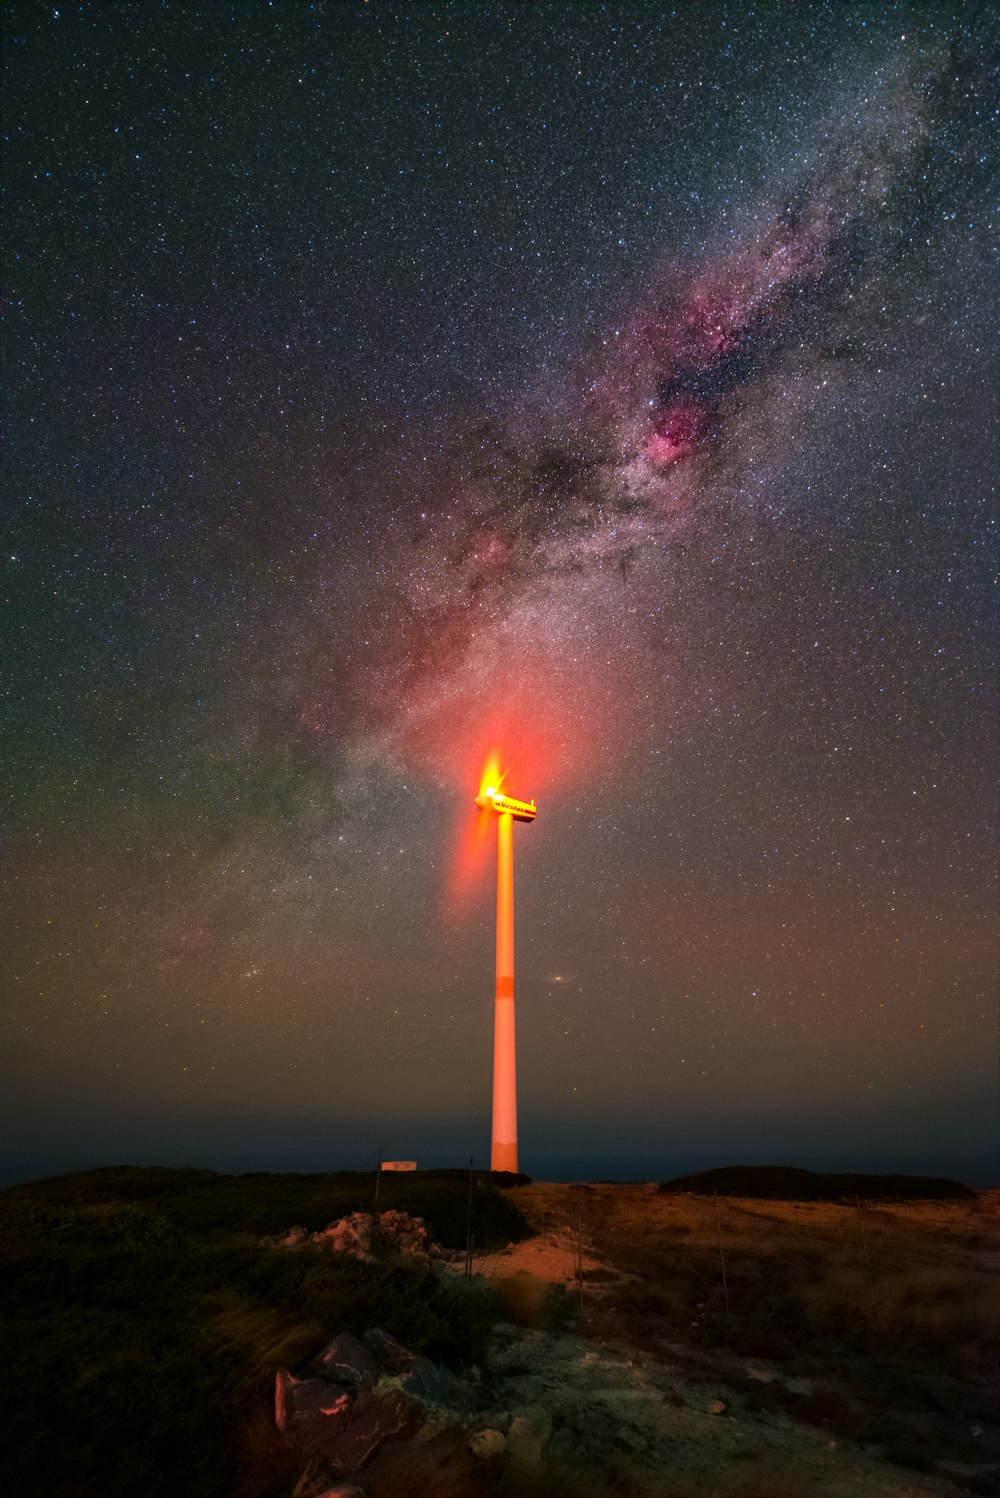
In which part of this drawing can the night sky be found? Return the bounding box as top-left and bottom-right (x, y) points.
(3, 2), (997, 1187)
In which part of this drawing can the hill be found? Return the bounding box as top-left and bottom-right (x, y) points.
(658, 1164), (977, 1201)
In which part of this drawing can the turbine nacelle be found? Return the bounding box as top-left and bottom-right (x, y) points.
(475, 786), (537, 822)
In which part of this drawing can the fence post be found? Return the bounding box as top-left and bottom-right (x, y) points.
(575, 1185), (584, 1312)
(371, 1145), (383, 1253)
(714, 1191), (731, 1321)
(856, 1196), (873, 1303)
(465, 1157), (474, 1279)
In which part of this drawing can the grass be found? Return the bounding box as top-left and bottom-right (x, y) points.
(0, 1167), (529, 1498)
(797, 1260), (1000, 1376)
(578, 1187), (999, 1377)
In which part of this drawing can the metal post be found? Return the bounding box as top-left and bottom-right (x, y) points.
(465, 1157), (475, 1279)
(714, 1190), (730, 1321)
(856, 1196), (873, 1303)
(371, 1145), (382, 1253)
(576, 1185), (584, 1312)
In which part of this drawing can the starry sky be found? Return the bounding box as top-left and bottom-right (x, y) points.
(3, 2), (997, 1187)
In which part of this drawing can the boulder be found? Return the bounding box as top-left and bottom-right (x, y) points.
(363, 1327), (415, 1374)
(312, 1213), (374, 1261)
(469, 1427), (507, 1460)
(312, 1332), (378, 1386)
(511, 1404), (552, 1444)
(278, 1372), (423, 1471)
(321, 1387), (425, 1473)
(280, 1210), (443, 1262)
(277, 1371), (351, 1433)
(379, 1208), (429, 1253)
(506, 1405), (552, 1468)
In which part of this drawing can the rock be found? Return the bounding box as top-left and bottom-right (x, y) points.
(469, 1428), (507, 1460)
(402, 1354), (469, 1409)
(312, 1213), (374, 1261)
(312, 1332), (378, 1386)
(323, 1387), (425, 1473)
(506, 1405), (552, 1468)
(378, 1208), (433, 1256)
(278, 1374), (354, 1456)
(707, 1399), (727, 1415)
(290, 1209), (442, 1261)
(363, 1327), (415, 1374)
(277, 1371), (352, 1434)
(507, 1420), (543, 1468)
(279, 1371), (424, 1473)
(512, 1404), (553, 1444)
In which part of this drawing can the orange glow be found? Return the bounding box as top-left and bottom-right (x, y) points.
(477, 753), (506, 802)
(445, 745), (543, 915)
(444, 748), (508, 914)
(428, 651), (616, 917)
(397, 633), (614, 803)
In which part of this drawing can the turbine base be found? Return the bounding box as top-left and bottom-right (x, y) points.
(490, 1141), (519, 1173)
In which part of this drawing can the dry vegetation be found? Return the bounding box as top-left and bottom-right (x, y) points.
(482, 1182), (1000, 1493)
(2, 1168), (996, 1497)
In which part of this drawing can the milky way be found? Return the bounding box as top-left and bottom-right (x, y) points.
(3, 4), (997, 1183)
(327, 51), (964, 797)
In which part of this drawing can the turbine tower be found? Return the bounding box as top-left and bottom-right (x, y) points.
(475, 778), (537, 1173)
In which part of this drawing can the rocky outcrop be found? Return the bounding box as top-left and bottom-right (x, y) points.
(311, 1332), (378, 1386)
(277, 1362), (425, 1484)
(273, 1210), (446, 1262)
(277, 1325), (482, 1491)
(362, 1327), (414, 1373)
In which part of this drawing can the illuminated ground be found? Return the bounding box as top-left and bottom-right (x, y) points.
(461, 1181), (1000, 1497)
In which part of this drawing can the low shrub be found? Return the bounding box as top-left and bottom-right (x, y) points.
(1, 1165), (532, 1251)
(0, 1174), (506, 1498)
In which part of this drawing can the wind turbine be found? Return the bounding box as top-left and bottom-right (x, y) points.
(475, 770), (536, 1172)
